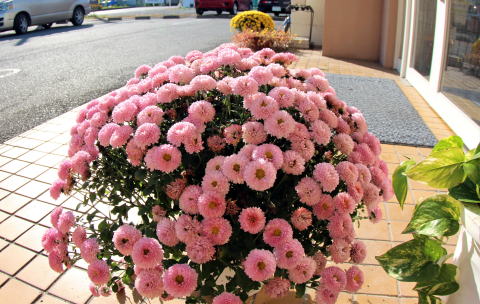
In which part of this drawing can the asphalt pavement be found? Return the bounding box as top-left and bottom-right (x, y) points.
(0, 16), (232, 143)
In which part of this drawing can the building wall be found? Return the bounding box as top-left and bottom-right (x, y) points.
(323, 0), (384, 61)
(290, 0), (325, 47)
(380, 0), (398, 68)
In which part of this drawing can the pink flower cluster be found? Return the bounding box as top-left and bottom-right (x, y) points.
(45, 44), (392, 303)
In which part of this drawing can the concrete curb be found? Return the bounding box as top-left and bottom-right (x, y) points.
(87, 13), (196, 21)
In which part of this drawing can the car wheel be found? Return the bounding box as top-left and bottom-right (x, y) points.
(71, 7), (84, 26)
(42, 23), (53, 29)
(13, 13), (29, 35)
(216, 9), (222, 15)
(229, 2), (238, 15)
(196, 8), (204, 16)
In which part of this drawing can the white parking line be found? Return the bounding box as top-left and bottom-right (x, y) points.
(0, 69), (21, 79)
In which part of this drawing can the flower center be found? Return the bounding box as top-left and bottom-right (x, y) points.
(211, 181), (218, 187)
(277, 119), (284, 125)
(175, 275), (184, 284)
(233, 164), (240, 172)
(211, 227), (220, 235)
(273, 228), (282, 237)
(257, 261), (266, 270)
(354, 274), (361, 283)
(322, 203), (329, 210)
(255, 169), (266, 179)
(265, 151), (273, 160)
(143, 249), (150, 256)
(208, 201), (218, 209)
(163, 154), (172, 161)
(215, 165), (221, 170)
(121, 238), (128, 244)
(286, 251), (293, 258)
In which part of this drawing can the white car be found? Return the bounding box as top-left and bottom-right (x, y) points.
(0, 0), (91, 34)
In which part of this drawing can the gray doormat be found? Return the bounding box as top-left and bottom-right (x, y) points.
(326, 73), (438, 147)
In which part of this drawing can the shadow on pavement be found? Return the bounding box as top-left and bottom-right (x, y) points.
(0, 24), (94, 44)
(196, 12), (286, 21)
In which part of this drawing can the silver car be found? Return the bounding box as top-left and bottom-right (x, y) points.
(0, 0), (91, 34)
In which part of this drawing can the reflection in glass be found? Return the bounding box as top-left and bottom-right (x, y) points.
(411, 0), (437, 79)
(442, 0), (480, 126)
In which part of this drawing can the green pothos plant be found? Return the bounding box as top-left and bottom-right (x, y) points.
(376, 136), (480, 304)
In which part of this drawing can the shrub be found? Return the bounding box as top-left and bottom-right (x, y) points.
(230, 10), (275, 32)
(233, 29), (293, 52)
(43, 44), (392, 303)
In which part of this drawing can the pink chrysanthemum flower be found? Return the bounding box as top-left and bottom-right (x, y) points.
(186, 236), (215, 264)
(291, 139), (315, 161)
(362, 132), (381, 156)
(218, 48), (241, 66)
(350, 240), (367, 264)
(252, 144), (284, 170)
(238, 144), (256, 160)
(144, 144), (181, 173)
(318, 109), (338, 128)
(223, 124), (242, 146)
(98, 123), (120, 147)
(291, 207), (313, 231)
(156, 218), (180, 247)
(298, 98), (319, 122)
(264, 277), (290, 299)
(327, 213), (354, 239)
(315, 284), (339, 304)
(312, 194), (335, 220)
(168, 64), (195, 84)
(329, 238), (352, 263)
(281, 150), (305, 175)
(333, 134), (355, 155)
(58, 160), (72, 180)
(345, 266), (364, 292)
(207, 135), (226, 152)
(336, 161), (359, 185)
(135, 268), (164, 298)
(175, 215), (202, 244)
(312, 252), (327, 276)
(363, 183), (382, 208)
(288, 256), (316, 284)
(264, 110), (295, 139)
(72, 226), (87, 247)
(110, 125), (133, 148)
(239, 207), (266, 234)
(126, 140), (144, 166)
(165, 178), (187, 200)
(188, 100), (216, 123)
(351, 113), (367, 134)
(249, 95), (279, 120)
(333, 193), (356, 215)
(274, 238), (305, 269)
(89, 283), (100, 297)
(190, 75), (217, 91)
(206, 156), (226, 174)
(263, 218), (293, 247)
(355, 163), (372, 185)
(242, 121), (267, 145)
(202, 171), (230, 195)
(157, 83), (179, 103)
(222, 154), (248, 184)
(232, 76), (259, 96)
(295, 177), (322, 206)
(249, 66), (273, 85)
(244, 249), (276, 282)
(50, 207), (63, 228)
(243, 159), (277, 191)
(135, 64), (151, 78)
(320, 266), (346, 292)
(167, 122), (197, 147)
(369, 206), (383, 223)
(202, 217), (232, 245)
(212, 292), (242, 304)
(348, 182), (364, 203)
(42, 228), (63, 253)
(81, 238), (100, 264)
(131, 237), (164, 269)
(217, 76), (234, 95)
(179, 185), (202, 214)
(336, 118), (352, 134)
(163, 264), (198, 297)
(112, 100), (138, 124)
(288, 122), (310, 142)
(134, 123), (160, 149)
(310, 119), (332, 146)
(152, 205), (167, 222)
(48, 251), (64, 273)
(113, 224), (142, 256)
(268, 87), (294, 108)
(198, 191), (226, 218)
(313, 163), (339, 193)
(88, 259), (110, 285)
(50, 180), (66, 200)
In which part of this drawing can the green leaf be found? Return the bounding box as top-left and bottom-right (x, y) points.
(463, 159), (480, 184)
(406, 147), (466, 188)
(415, 264), (459, 296)
(402, 195), (461, 237)
(393, 160), (416, 208)
(295, 283), (306, 298)
(432, 136), (464, 152)
(449, 178), (480, 204)
(376, 237), (445, 282)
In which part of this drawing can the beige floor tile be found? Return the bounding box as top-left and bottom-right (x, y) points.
(0, 243), (35, 275)
(385, 203), (415, 222)
(15, 224), (49, 252)
(48, 267), (92, 303)
(356, 265), (398, 296)
(0, 174), (30, 191)
(16, 180), (51, 199)
(356, 220), (390, 241)
(1, 159), (30, 174)
(37, 189), (66, 206)
(35, 154), (65, 168)
(1, 147), (29, 158)
(0, 271), (9, 285)
(389, 222), (412, 242)
(16, 200), (55, 223)
(35, 294), (70, 304)
(0, 188), (10, 200)
(0, 193), (32, 213)
(0, 216), (34, 240)
(355, 294), (399, 304)
(17, 255), (62, 290)
(0, 210), (9, 223)
(13, 137), (44, 149)
(16, 163), (49, 179)
(35, 142), (63, 154)
(0, 278), (41, 303)
(17, 150), (48, 163)
(358, 239), (392, 265)
(397, 281), (417, 297)
(36, 169), (59, 184)
(0, 237), (8, 251)
(399, 297), (418, 304)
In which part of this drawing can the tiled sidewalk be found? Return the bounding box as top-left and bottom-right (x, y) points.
(0, 50), (456, 304)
